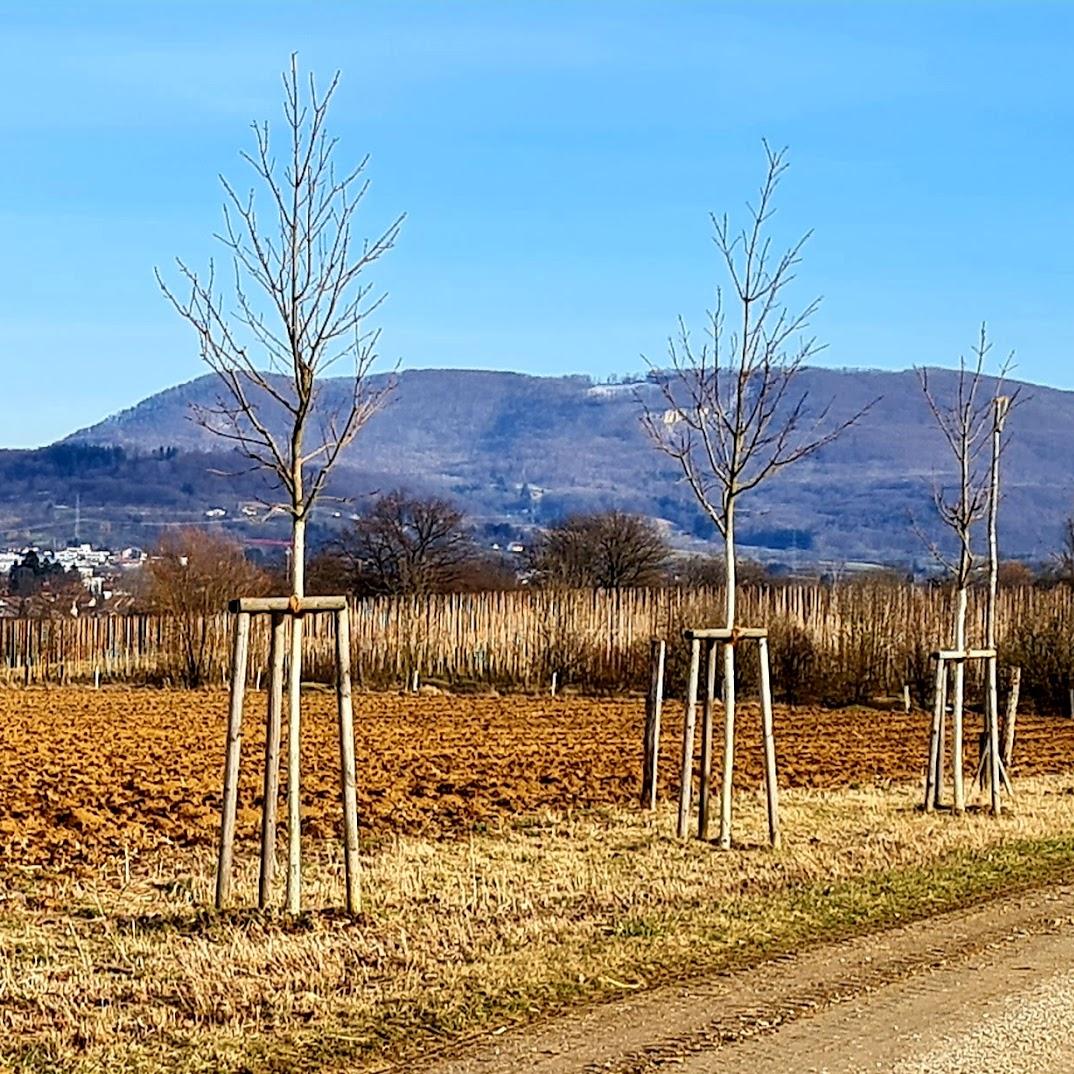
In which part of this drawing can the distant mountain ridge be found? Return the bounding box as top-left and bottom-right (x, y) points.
(0, 365), (1068, 564)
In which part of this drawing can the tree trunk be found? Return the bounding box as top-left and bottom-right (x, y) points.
(291, 512), (306, 598)
(724, 498), (737, 630)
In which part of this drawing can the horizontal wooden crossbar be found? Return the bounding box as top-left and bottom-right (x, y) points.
(931, 648), (997, 661)
(683, 627), (768, 641)
(228, 596), (348, 614)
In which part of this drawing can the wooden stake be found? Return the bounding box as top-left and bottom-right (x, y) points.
(924, 656), (944, 812)
(258, 612), (286, 909)
(935, 664), (948, 809)
(984, 395), (1008, 814)
(718, 641), (736, 851)
(952, 659), (966, 813)
(640, 638), (665, 811)
(215, 611), (250, 910)
(697, 640), (718, 841)
(903, 684), (911, 713)
(676, 637), (701, 839)
(1002, 666), (1021, 769)
(550, 671), (558, 697)
(758, 636), (781, 849)
(999, 757), (1015, 796)
(335, 607), (361, 915)
(285, 614), (304, 914)
(987, 653), (1002, 816)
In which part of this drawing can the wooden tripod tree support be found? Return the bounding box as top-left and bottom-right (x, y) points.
(215, 595), (361, 916)
(923, 647), (1008, 817)
(676, 627), (780, 850)
(640, 638), (666, 811)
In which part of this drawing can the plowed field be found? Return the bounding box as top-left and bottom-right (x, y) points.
(2, 687), (1074, 872)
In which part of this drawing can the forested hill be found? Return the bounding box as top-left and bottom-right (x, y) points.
(0, 366), (1069, 564)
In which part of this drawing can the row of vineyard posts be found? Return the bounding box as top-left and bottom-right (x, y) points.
(1, 584), (1063, 692)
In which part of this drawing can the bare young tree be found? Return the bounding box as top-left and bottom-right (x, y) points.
(917, 325), (1015, 812)
(531, 511), (669, 591)
(158, 55), (402, 599)
(643, 143), (867, 632)
(642, 145), (868, 839)
(158, 56), (401, 912)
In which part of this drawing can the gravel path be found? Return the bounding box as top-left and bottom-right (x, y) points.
(423, 882), (1074, 1074)
(890, 961), (1074, 1074)
(707, 925), (1074, 1073)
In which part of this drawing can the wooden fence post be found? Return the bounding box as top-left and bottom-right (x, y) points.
(286, 614), (305, 915)
(924, 656), (944, 812)
(258, 612), (286, 909)
(697, 640), (718, 840)
(718, 640), (737, 851)
(935, 663), (948, 808)
(335, 606), (362, 915)
(952, 658), (966, 814)
(986, 653), (1002, 816)
(216, 611), (251, 910)
(1002, 666), (1021, 769)
(758, 636), (781, 849)
(640, 638), (665, 810)
(676, 637), (701, 838)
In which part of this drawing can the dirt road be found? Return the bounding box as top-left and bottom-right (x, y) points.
(425, 882), (1074, 1074)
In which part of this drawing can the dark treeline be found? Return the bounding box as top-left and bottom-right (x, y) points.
(294, 492), (1070, 598)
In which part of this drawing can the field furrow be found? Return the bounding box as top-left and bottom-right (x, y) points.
(2, 687), (1072, 871)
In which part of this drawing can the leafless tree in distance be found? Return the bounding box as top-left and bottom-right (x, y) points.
(672, 553), (769, 588)
(532, 511), (670, 591)
(158, 55), (402, 911)
(1053, 516), (1074, 586)
(144, 528), (270, 687)
(336, 491), (477, 595)
(641, 142), (872, 843)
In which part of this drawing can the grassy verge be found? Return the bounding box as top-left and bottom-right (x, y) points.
(5, 779), (1074, 1073)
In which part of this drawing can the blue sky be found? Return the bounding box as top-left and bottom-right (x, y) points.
(1, 1), (1071, 447)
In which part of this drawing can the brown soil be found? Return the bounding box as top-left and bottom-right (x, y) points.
(2, 686), (1071, 871)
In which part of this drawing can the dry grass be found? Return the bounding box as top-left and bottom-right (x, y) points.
(6, 779), (1074, 1072)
